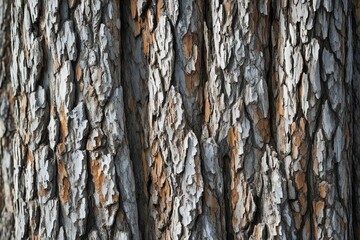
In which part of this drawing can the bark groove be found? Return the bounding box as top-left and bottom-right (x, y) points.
(0, 0), (359, 239)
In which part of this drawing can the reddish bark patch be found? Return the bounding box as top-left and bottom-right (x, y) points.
(313, 200), (325, 220)
(204, 89), (211, 123)
(21, 95), (27, 114)
(76, 65), (82, 81)
(142, 26), (154, 57)
(156, 0), (163, 24)
(304, 217), (311, 239)
(183, 33), (201, 95)
(299, 192), (307, 215)
(208, 190), (220, 221)
(256, 113), (270, 144)
(50, 104), (55, 115)
(79, 82), (84, 92)
(152, 151), (163, 184)
(185, 74), (193, 93)
(224, 0), (231, 17)
(60, 178), (70, 202)
(318, 182), (328, 198)
(141, 150), (148, 197)
(39, 185), (46, 197)
(228, 127), (238, 149)
(182, 33), (193, 59)
(27, 151), (34, 166)
(295, 172), (306, 190)
(160, 179), (170, 209)
(150, 138), (172, 225)
(90, 159), (106, 204)
(231, 174), (240, 227)
(294, 212), (302, 229)
(59, 104), (68, 145)
(249, 3), (259, 41)
(58, 160), (70, 202)
(131, 0), (137, 19)
(134, 20), (141, 36)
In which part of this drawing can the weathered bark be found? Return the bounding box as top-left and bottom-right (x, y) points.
(0, 1), (15, 239)
(353, 0), (360, 238)
(271, 1), (353, 239)
(2, 0), (139, 239)
(0, 0), (359, 239)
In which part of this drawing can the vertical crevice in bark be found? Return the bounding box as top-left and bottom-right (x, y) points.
(173, 0), (204, 137)
(120, 0), (152, 238)
(352, 0), (360, 237)
(202, 0), (282, 238)
(5, 0), (141, 239)
(222, 154), (233, 239)
(0, 1), (14, 239)
(122, 0), (206, 238)
(270, 1), (312, 238)
(270, 1), (353, 239)
(266, 0), (277, 150)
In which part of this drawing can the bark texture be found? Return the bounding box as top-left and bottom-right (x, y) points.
(0, 0), (359, 239)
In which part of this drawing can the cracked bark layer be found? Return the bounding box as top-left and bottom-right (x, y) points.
(3, 0), (139, 239)
(0, 0), (359, 239)
(271, 1), (353, 239)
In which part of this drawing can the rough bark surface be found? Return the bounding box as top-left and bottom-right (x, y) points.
(0, 0), (359, 239)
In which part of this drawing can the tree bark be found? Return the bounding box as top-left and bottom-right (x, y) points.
(0, 0), (359, 239)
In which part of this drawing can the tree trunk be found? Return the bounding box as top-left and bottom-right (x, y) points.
(0, 0), (358, 239)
